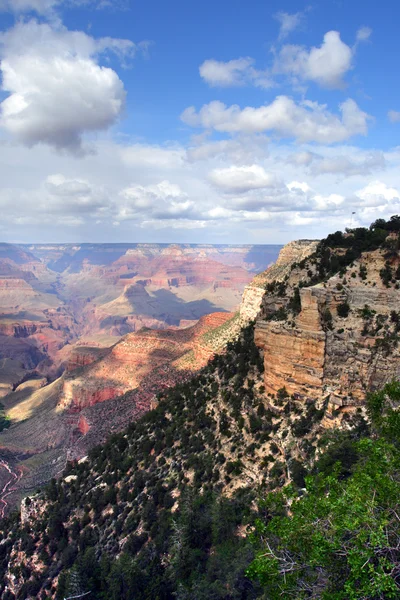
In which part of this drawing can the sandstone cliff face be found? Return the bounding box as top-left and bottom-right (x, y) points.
(255, 247), (400, 406)
(240, 240), (318, 325)
(57, 312), (238, 413)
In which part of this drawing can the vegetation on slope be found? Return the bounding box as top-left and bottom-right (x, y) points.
(0, 403), (11, 432)
(262, 215), (400, 325)
(0, 323), (362, 600)
(0, 217), (399, 599)
(2, 322), (394, 600)
(248, 381), (400, 599)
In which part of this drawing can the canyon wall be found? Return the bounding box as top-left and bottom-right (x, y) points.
(254, 248), (400, 407)
(240, 240), (318, 324)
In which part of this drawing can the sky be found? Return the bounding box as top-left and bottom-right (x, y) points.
(0, 0), (400, 244)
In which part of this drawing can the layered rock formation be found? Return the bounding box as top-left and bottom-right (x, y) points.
(240, 240), (318, 324)
(255, 245), (400, 407)
(58, 311), (237, 413)
(0, 242), (280, 392)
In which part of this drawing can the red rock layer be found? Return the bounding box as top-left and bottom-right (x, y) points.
(59, 312), (234, 413)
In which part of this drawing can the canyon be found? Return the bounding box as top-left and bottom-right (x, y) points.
(3, 224), (400, 514)
(3, 219), (400, 600)
(0, 242), (280, 508)
(0, 242), (281, 391)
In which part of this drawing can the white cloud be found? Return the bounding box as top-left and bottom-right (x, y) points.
(388, 110), (400, 123)
(0, 135), (397, 244)
(44, 174), (109, 213)
(274, 31), (353, 89)
(311, 151), (385, 176)
(181, 96), (369, 144)
(117, 180), (196, 222)
(0, 20), (139, 153)
(0, 0), (116, 14)
(356, 26), (372, 43)
(200, 27), (370, 91)
(287, 181), (311, 193)
(313, 193), (345, 210)
(356, 181), (400, 206)
(187, 136), (269, 164)
(209, 165), (280, 193)
(287, 151), (317, 166)
(199, 57), (274, 89)
(0, 173), (110, 227)
(199, 57), (254, 87)
(274, 11), (304, 40)
(0, 0), (58, 12)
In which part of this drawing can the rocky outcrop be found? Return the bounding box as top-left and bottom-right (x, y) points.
(64, 346), (107, 373)
(255, 287), (326, 397)
(0, 322), (38, 338)
(255, 247), (400, 406)
(240, 240), (318, 324)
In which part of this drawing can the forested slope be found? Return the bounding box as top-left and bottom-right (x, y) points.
(1, 217), (400, 599)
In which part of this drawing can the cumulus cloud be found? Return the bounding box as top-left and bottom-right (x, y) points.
(310, 151), (385, 176)
(274, 11), (304, 40)
(0, 173), (111, 227)
(199, 57), (253, 87)
(209, 165), (280, 194)
(0, 20), (139, 153)
(287, 151), (317, 166)
(0, 134), (396, 243)
(348, 181), (400, 224)
(199, 57), (274, 89)
(313, 193), (345, 210)
(200, 27), (370, 91)
(44, 173), (109, 213)
(181, 96), (369, 144)
(187, 136), (269, 163)
(287, 181), (311, 193)
(356, 181), (400, 206)
(274, 31), (353, 89)
(117, 181), (197, 222)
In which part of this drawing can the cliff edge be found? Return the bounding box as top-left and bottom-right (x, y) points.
(252, 218), (400, 413)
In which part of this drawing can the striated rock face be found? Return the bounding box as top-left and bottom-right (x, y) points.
(255, 247), (400, 405)
(255, 287), (326, 397)
(0, 322), (38, 338)
(240, 240), (318, 325)
(58, 311), (238, 413)
(64, 346), (107, 373)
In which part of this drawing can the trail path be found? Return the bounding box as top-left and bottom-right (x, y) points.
(0, 460), (21, 518)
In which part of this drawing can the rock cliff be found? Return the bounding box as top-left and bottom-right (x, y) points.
(254, 226), (400, 411)
(240, 240), (318, 324)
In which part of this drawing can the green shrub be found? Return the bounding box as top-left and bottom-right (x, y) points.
(337, 302), (350, 318)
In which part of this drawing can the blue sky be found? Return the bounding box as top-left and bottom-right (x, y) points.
(0, 0), (399, 244)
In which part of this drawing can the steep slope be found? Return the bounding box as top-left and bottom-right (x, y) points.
(0, 245), (78, 390)
(0, 312), (241, 509)
(1, 218), (400, 599)
(0, 325), (330, 599)
(58, 311), (237, 413)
